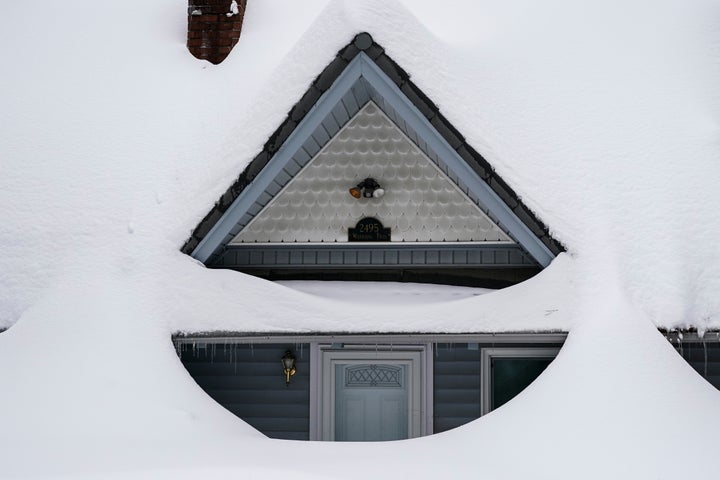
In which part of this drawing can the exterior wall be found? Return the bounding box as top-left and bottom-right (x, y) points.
(187, 0), (246, 64)
(433, 344), (482, 432)
(177, 336), (720, 440)
(179, 342), (311, 440)
(229, 102), (511, 245)
(178, 339), (562, 439)
(203, 99), (540, 284)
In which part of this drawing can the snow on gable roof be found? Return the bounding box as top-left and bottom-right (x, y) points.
(0, 0), (718, 333)
(182, 33), (564, 268)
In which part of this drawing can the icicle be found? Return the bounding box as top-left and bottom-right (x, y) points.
(678, 334), (684, 358)
(233, 343), (238, 374)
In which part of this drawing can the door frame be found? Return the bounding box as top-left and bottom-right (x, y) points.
(310, 342), (432, 441)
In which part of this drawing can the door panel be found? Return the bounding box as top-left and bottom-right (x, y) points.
(334, 363), (409, 441)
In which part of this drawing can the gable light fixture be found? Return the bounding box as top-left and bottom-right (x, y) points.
(281, 350), (297, 386)
(349, 178), (385, 199)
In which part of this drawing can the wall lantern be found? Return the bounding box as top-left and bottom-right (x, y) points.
(281, 350), (296, 386)
(349, 178), (385, 199)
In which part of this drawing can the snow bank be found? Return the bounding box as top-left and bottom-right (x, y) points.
(1, 263), (718, 479)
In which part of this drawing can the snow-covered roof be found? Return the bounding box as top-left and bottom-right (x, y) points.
(1, 1), (720, 478)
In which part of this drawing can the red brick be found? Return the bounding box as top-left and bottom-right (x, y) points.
(187, 0), (245, 64)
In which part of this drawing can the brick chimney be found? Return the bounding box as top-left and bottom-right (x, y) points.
(188, 0), (247, 64)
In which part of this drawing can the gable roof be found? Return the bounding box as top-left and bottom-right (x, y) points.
(181, 32), (564, 267)
(231, 101), (514, 245)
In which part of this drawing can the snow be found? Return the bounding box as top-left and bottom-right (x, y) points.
(1, 0), (719, 478)
(1, 0), (718, 333)
(277, 281), (492, 305)
(228, 0), (240, 17)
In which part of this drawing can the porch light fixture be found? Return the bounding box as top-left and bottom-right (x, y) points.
(281, 350), (296, 386)
(349, 178), (384, 199)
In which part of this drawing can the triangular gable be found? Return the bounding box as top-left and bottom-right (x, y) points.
(231, 102), (512, 244)
(182, 33), (563, 268)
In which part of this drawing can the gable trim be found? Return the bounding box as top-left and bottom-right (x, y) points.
(182, 33), (564, 267)
(357, 54), (554, 266)
(189, 53), (367, 264)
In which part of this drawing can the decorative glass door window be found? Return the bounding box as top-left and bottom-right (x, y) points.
(334, 363), (409, 441)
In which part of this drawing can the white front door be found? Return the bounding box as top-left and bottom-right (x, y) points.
(311, 346), (430, 441)
(334, 362), (409, 441)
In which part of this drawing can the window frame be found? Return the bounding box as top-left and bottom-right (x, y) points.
(480, 347), (560, 415)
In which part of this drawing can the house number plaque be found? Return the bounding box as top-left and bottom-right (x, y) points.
(348, 217), (391, 242)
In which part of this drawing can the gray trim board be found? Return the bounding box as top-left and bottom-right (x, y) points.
(173, 333), (570, 346)
(214, 243), (537, 269)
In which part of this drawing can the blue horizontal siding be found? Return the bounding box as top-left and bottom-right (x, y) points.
(180, 343), (310, 440)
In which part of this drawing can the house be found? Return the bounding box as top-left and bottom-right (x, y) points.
(176, 22), (720, 441)
(1, 1), (719, 477)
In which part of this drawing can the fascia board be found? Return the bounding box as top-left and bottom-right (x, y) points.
(191, 55), (366, 262)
